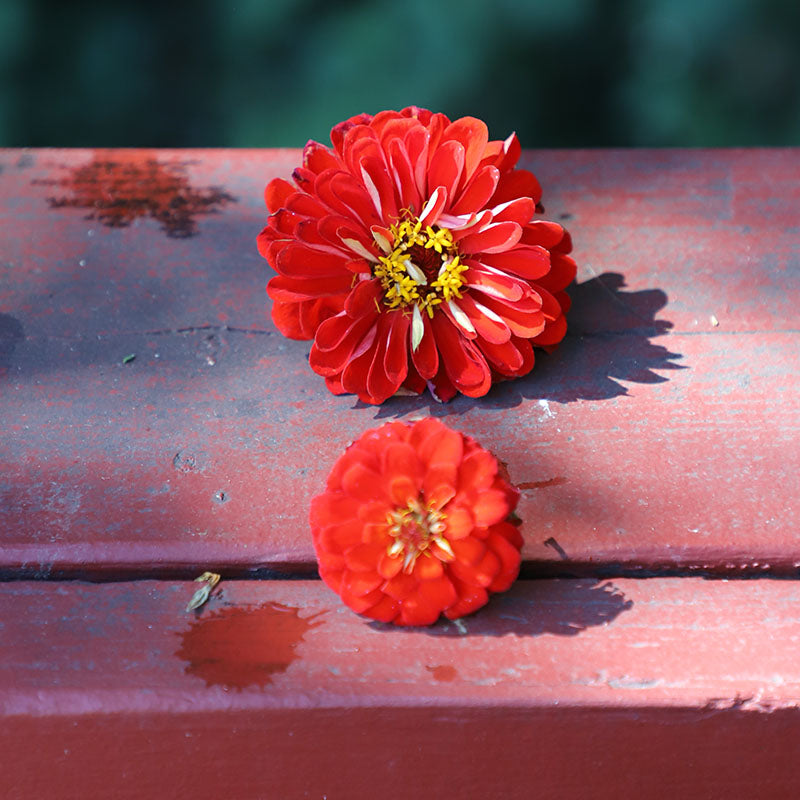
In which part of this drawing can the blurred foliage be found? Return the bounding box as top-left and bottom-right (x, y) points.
(1, 0), (798, 146)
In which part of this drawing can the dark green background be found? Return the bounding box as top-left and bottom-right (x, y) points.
(2, 0), (798, 147)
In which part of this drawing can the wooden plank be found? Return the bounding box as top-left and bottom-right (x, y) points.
(3, 578), (800, 799)
(1, 149), (798, 576)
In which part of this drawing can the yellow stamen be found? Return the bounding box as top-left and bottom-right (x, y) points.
(371, 214), (467, 325)
(384, 497), (454, 574)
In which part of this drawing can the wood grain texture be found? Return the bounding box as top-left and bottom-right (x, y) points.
(0, 148), (797, 577)
(3, 578), (800, 799)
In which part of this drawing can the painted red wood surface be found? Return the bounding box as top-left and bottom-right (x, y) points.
(3, 578), (800, 799)
(0, 148), (798, 576)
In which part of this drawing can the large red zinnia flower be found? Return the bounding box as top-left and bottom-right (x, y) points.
(310, 418), (523, 626)
(259, 107), (576, 403)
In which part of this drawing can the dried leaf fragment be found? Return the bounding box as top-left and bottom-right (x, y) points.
(186, 571), (221, 612)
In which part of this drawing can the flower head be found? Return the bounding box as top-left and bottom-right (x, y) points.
(310, 418), (523, 626)
(259, 107), (576, 403)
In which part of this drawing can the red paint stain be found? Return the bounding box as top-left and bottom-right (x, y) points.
(176, 603), (324, 690)
(426, 664), (458, 682)
(38, 153), (235, 238)
(518, 476), (568, 490)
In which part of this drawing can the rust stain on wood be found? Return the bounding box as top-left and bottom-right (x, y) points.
(425, 664), (458, 682)
(519, 476), (568, 490)
(36, 153), (235, 237)
(176, 603), (324, 690)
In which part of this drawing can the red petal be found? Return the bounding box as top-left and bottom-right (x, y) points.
(449, 547), (500, 588)
(342, 570), (384, 597)
(309, 314), (376, 377)
(457, 293), (511, 344)
(481, 245), (550, 280)
(476, 336), (525, 376)
(444, 505), (474, 539)
(442, 116), (489, 186)
(271, 296), (344, 340)
(480, 132), (521, 173)
(535, 252), (578, 293)
(472, 489), (512, 526)
(341, 461), (384, 503)
(344, 278), (383, 317)
(443, 577), (488, 620)
(317, 214), (374, 254)
(427, 368), (458, 403)
(330, 116), (373, 156)
(294, 220), (344, 252)
(428, 140), (465, 206)
(424, 113), (450, 162)
(285, 191), (328, 219)
(531, 313), (567, 347)
(383, 312), (410, 384)
(459, 222), (522, 255)
(342, 586), (384, 613)
(310, 492), (360, 530)
(319, 519), (364, 552)
(397, 596), (441, 627)
(414, 556), (444, 581)
(382, 571), (418, 601)
(465, 264), (524, 301)
(410, 310), (439, 379)
(366, 314), (400, 403)
(341, 123), (381, 176)
(384, 137), (420, 213)
(363, 594), (400, 623)
(490, 168), (542, 206)
(457, 450), (498, 493)
(276, 243), (349, 279)
(265, 178), (294, 212)
(422, 463), (457, 509)
(472, 293), (546, 339)
(268, 275), (353, 303)
(450, 536), (486, 566)
(401, 361), (426, 395)
(490, 197), (536, 226)
(494, 520), (524, 550)
(344, 542), (387, 572)
(451, 165), (500, 215)
(520, 220), (566, 249)
(418, 423), (464, 468)
(378, 551), (403, 579)
(430, 314), (492, 396)
(418, 185), (448, 226)
(404, 125), (432, 201)
(486, 529), (522, 592)
(267, 208), (305, 236)
(303, 140), (341, 174)
(381, 440), (422, 484)
(360, 154), (399, 222)
(418, 573), (458, 609)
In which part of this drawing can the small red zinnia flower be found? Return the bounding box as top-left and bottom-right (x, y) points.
(259, 107), (576, 404)
(310, 418), (523, 626)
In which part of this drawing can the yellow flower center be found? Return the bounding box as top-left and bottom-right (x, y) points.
(373, 218), (468, 318)
(386, 497), (455, 573)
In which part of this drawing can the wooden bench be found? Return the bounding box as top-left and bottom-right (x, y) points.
(1, 147), (798, 799)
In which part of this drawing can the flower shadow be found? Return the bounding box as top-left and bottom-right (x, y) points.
(0, 314), (25, 376)
(368, 271), (684, 418)
(368, 579), (633, 638)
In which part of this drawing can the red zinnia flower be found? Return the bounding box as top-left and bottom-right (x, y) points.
(309, 418), (523, 626)
(259, 107), (576, 403)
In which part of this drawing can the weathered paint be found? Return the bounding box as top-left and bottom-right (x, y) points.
(3, 578), (800, 799)
(0, 148), (798, 577)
